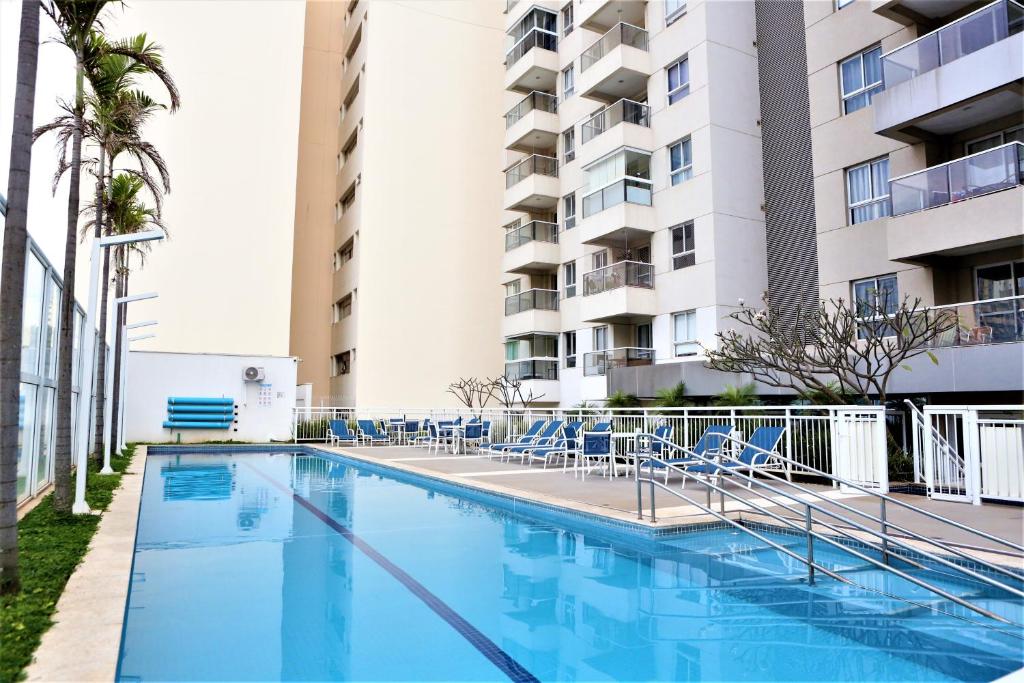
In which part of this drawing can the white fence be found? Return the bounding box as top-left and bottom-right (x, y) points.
(910, 404), (1024, 505)
(293, 405), (890, 491)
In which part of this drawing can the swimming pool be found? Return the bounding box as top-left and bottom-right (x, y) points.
(117, 450), (1024, 681)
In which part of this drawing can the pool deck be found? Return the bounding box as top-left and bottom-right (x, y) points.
(322, 443), (1024, 569)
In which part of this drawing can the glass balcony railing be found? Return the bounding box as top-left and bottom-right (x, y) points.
(582, 261), (654, 296)
(504, 358), (559, 381)
(583, 347), (655, 376)
(581, 23), (648, 71)
(505, 221), (559, 251)
(505, 91), (558, 128)
(581, 99), (651, 144)
(504, 289), (560, 316)
(581, 178), (651, 217)
(882, 0), (1024, 88)
(506, 28), (558, 70)
(925, 296), (1024, 347)
(505, 154), (559, 189)
(890, 142), (1023, 217)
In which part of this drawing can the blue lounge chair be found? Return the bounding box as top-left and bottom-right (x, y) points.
(502, 420), (564, 462)
(461, 421), (485, 453)
(410, 419), (432, 447)
(357, 419), (390, 446)
(527, 421), (583, 469)
(327, 420), (357, 446)
(683, 426), (787, 488)
(577, 430), (613, 479)
(640, 424), (733, 483)
(486, 420), (545, 458)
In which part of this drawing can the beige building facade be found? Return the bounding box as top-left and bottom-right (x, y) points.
(289, 0), (507, 406)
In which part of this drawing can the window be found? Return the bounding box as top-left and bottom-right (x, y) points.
(840, 46), (882, 114)
(333, 295), (353, 323)
(561, 2), (573, 36)
(563, 193), (576, 229)
(562, 64), (575, 98)
(665, 0), (686, 23)
(672, 310), (699, 356)
(505, 279), (521, 297)
(846, 157), (890, 224)
(563, 127), (575, 163)
(581, 148), (653, 217)
(564, 331), (577, 368)
(334, 239), (354, 270)
(343, 77), (359, 111)
(636, 323), (652, 349)
(667, 57), (690, 104)
(334, 201), (342, 222)
(332, 351), (352, 376)
(671, 222), (695, 269)
(852, 275), (898, 339)
(669, 138), (693, 185)
(593, 326), (608, 352)
(592, 250), (608, 270)
(341, 130), (358, 162)
(976, 261), (1024, 300)
(966, 125), (1024, 155)
(563, 261), (577, 298)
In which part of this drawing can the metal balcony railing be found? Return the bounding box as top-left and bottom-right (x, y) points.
(505, 27), (557, 70)
(504, 358), (559, 381)
(582, 347), (655, 376)
(581, 22), (648, 71)
(504, 221), (559, 251)
(505, 91), (558, 128)
(582, 261), (654, 296)
(505, 154), (559, 189)
(890, 142), (1024, 216)
(882, 0), (1024, 88)
(581, 178), (652, 217)
(581, 99), (650, 144)
(925, 295), (1024, 348)
(504, 288), (559, 315)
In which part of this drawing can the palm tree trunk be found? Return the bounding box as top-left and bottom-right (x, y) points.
(1, 0), (40, 595)
(91, 151), (107, 461)
(110, 255), (125, 451)
(53, 53), (86, 513)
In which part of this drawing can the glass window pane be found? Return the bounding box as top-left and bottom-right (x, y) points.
(18, 383), (37, 501)
(841, 55), (863, 95)
(863, 47), (882, 85)
(43, 278), (60, 380)
(22, 253), (45, 375)
(871, 158), (890, 196)
(35, 387), (54, 491)
(848, 164), (871, 204)
(878, 276), (899, 313)
(977, 264), (1015, 300)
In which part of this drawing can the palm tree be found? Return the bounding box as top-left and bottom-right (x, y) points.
(36, 6), (179, 509)
(653, 382), (691, 411)
(1, 0), (41, 596)
(713, 383), (761, 407)
(605, 391), (641, 408)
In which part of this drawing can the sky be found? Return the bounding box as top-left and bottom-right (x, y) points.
(0, 0), (305, 356)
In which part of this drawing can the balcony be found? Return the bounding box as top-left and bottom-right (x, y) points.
(505, 91), (559, 153)
(504, 155), (560, 211)
(887, 143), (1023, 262)
(503, 221), (560, 274)
(578, 99), (652, 166)
(582, 347), (654, 376)
(505, 358), (559, 380)
(505, 28), (559, 93)
(874, 0), (1024, 142)
(579, 179), (655, 246)
(580, 261), (657, 323)
(926, 296), (1023, 348)
(577, 23), (651, 102)
(576, 0), (646, 32)
(502, 289), (560, 337)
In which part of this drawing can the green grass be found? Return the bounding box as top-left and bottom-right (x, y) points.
(0, 445), (135, 683)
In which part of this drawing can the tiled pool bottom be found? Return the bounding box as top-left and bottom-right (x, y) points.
(117, 451), (1024, 682)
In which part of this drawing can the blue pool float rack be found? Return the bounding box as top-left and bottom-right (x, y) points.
(163, 397), (237, 430)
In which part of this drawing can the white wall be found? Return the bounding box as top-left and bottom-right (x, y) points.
(124, 351), (297, 443)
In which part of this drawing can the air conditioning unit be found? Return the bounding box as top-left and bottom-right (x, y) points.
(243, 366), (265, 382)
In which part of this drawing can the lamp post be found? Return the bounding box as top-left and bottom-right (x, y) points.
(100, 306), (157, 475)
(116, 327), (157, 457)
(74, 229), (164, 514)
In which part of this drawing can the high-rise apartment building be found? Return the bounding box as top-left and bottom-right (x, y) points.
(500, 0), (770, 406)
(289, 1), (507, 406)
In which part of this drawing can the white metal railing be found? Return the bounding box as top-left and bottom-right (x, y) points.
(505, 154), (559, 188)
(581, 22), (648, 71)
(882, 0), (1024, 88)
(890, 142), (1024, 217)
(292, 405), (881, 481)
(582, 260), (654, 295)
(581, 98), (651, 144)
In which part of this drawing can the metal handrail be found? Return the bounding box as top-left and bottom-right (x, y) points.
(904, 399), (965, 474)
(633, 433), (1024, 627)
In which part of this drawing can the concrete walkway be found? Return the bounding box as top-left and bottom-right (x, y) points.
(25, 449), (146, 682)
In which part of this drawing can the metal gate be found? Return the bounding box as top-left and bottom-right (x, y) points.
(832, 408), (888, 492)
(922, 407), (975, 503)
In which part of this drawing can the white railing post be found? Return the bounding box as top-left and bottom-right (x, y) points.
(784, 407), (793, 479)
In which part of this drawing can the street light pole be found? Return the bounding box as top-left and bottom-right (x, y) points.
(100, 307), (157, 475)
(117, 328), (157, 456)
(74, 229), (163, 514)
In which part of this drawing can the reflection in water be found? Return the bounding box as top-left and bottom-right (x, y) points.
(160, 461), (234, 501)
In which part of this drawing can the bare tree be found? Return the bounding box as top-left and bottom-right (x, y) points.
(447, 377), (494, 416)
(704, 292), (956, 404)
(485, 375), (546, 410)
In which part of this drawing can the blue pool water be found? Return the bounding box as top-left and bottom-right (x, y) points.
(117, 451), (1024, 682)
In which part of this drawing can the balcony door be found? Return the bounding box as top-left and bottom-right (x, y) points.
(975, 261), (1023, 343)
(636, 323), (652, 349)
